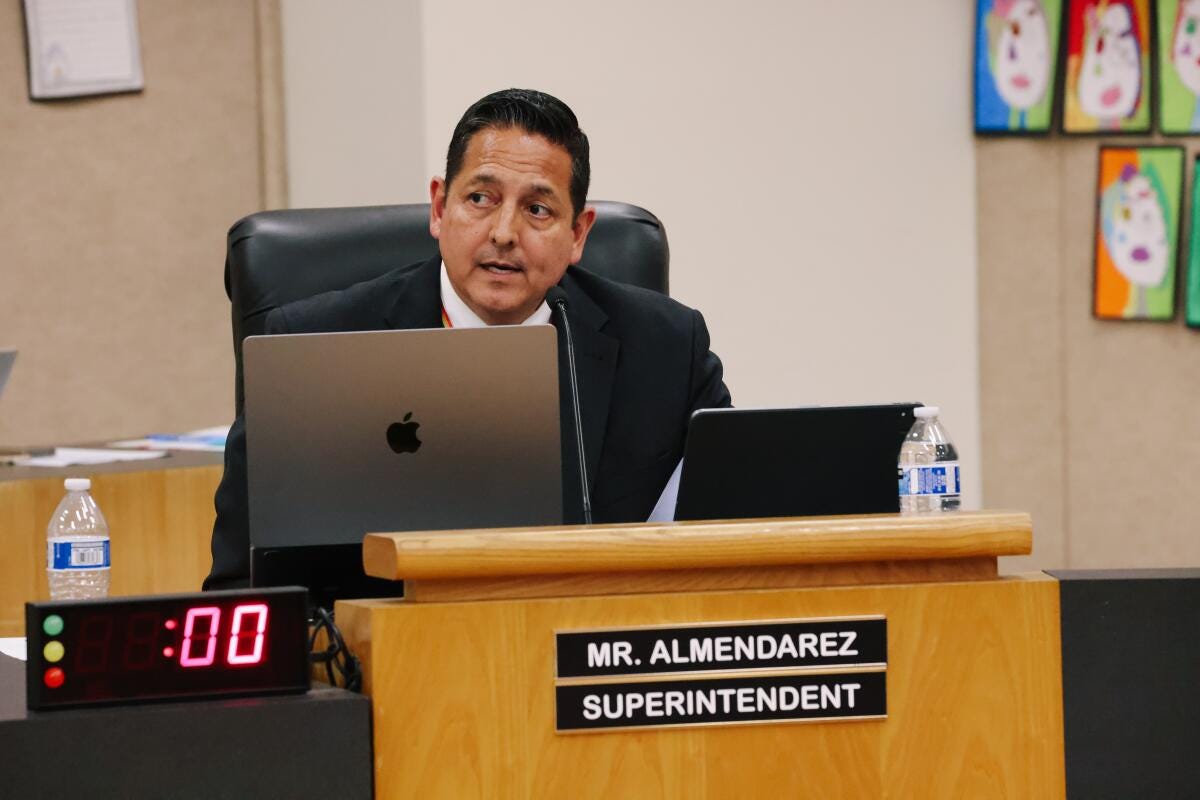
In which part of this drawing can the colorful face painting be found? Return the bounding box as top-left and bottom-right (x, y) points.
(1186, 157), (1200, 326)
(975, 0), (1062, 133)
(1159, 0), (1200, 133)
(1094, 147), (1183, 321)
(1063, 0), (1151, 132)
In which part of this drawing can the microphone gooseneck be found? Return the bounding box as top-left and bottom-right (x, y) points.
(546, 287), (593, 525)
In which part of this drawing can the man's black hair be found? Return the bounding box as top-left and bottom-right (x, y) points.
(444, 88), (590, 219)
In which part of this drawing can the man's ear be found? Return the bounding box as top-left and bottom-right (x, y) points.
(429, 177), (447, 240)
(570, 205), (598, 265)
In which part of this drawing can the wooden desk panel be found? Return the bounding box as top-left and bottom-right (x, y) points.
(340, 573), (1065, 798)
(0, 461), (222, 635)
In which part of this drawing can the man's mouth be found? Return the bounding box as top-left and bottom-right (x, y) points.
(480, 261), (523, 275)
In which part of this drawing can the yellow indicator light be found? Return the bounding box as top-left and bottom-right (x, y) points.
(43, 641), (65, 663)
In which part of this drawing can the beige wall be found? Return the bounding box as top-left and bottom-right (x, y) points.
(280, 0), (425, 208)
(0, 1), (282, 446)
(283, 1), (984, 505)
(979, 139), (1200, 571)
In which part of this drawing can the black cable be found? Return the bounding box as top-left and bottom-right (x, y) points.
(308, 605), (362, 693)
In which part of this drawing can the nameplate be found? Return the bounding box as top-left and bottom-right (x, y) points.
(555, 670), (886, 732)
(556, 616), (886, 679)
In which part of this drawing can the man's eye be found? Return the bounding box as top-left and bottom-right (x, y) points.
(529, 203), (550, 217)
(468, 192), (489, 205)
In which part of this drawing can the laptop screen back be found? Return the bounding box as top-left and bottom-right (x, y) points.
(242, 326), (562, 599)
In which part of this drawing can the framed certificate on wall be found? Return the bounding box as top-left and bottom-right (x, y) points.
(22, 0), (144, 100)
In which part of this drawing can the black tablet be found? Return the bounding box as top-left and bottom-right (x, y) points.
(674, 403), (921, 522)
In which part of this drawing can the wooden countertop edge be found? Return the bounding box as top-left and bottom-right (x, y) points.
(362, 510), (1033, 581)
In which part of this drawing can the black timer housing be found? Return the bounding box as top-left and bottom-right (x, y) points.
(26, 587), (310, 710)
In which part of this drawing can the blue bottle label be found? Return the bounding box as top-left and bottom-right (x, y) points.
(48, 540), (111, 570)
(898, 464), (961, 496)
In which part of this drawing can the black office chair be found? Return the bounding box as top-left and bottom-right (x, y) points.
(224, 200), (670, 413)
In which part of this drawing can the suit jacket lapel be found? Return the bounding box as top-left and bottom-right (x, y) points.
(559, 269), (619, 494)
(383, 254), (443, 329)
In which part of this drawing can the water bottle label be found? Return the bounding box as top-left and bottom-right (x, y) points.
(48, 540), (111, 570)
(899, 464), (961, 496)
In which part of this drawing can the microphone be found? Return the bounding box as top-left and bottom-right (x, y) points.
(546, 286), (593, 525)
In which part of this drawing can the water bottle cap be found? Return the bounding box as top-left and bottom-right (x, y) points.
(64, 477), (91, 492)
(914, 406), (939, 419)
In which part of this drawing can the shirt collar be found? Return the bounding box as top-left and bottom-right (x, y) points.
(439, 261), (552, 328)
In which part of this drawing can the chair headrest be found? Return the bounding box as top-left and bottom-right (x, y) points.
(224, 200), (669, 413)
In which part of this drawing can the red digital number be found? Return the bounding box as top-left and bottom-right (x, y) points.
(226, 603), (269, 665)
(179, 606), (221, 667)
(74, 615), (113, 674)
(122, 611), (159, 669)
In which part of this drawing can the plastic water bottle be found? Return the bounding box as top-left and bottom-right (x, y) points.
(898, 407), (961, 514)
(46, 478), (111, 599)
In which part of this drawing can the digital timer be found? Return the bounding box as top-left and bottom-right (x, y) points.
(26, 587), (310, 710)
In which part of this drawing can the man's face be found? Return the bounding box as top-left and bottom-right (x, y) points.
(430, 126), (596, 325)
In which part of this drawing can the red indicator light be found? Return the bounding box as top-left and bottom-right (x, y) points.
(163, 646), (175, 659)
(44, 667), (65, 689)
(164, 619), (177, 631)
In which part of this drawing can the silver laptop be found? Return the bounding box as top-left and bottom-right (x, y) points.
(242, 326), (562, 551)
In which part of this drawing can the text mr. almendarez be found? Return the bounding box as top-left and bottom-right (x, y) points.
(588, 630), (860, 669)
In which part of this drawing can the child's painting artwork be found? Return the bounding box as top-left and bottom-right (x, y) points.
(1094, 147), (1183, 320)
(1158, 0), (1200, 133)
(975, 0), (1062, 133)
(1185, 157), (1200, 326)
(1063, 0), (1151, 133)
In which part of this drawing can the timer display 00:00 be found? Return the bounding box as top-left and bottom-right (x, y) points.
(67, 603), (270, 674)
(26, 588), (310, 710)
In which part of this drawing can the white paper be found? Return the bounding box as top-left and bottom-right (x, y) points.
(0, 638), (27, 662)
(24, 0), (144, 99)
(647, 459), (683, 523)
(13, 447), (166, 467)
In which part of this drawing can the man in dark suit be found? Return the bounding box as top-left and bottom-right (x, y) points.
(205, 88), (731, 589)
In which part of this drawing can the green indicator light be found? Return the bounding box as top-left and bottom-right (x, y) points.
(42, 615), (64, 637)
(43, 641), (64, 663)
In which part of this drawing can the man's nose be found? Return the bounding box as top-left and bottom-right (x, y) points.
(491, 203), (518, 247)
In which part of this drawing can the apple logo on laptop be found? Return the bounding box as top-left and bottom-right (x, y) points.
(387, 412), (422, 454)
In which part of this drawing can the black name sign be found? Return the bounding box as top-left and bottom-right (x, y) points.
(556, 671), (887, 732)
(556, 617), (886, 679)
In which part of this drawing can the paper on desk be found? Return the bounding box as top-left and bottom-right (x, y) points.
(110, 424), (229, 453)
(647, 459), (683, 523)
(13, 447), (167, 467)
(0, 638), (26, 662)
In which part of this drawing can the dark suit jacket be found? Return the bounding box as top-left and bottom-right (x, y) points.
(205, 255), (731, 589)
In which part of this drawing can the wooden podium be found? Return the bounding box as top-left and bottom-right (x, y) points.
(336, 511), (1065, 798)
